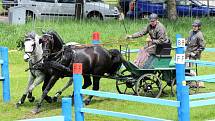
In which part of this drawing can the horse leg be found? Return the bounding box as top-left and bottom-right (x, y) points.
(82, 75), (92, 89)
(70, 75), (91, 105)
(42, 76), (53, 103)
(28, 72), (45, 102)
(32, 75), (59, 114)
(16, 73), (35, 108)
(27, 92), (35, 103)
(85, 76), (101, 105)
(53, 77), (73, 102)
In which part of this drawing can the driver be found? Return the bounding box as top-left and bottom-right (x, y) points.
(126, 13), (171, 68)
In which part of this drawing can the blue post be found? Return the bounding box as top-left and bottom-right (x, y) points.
(181, 86), (190, 121)
(62, 98), (72, 121)
(175, 34), (190, 121)
(0, 47), (10, 102)
(73, 63), (84, 121)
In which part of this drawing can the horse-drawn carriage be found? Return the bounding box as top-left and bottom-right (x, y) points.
(115, 44), (198, 98)
(18, 30), (199, 113)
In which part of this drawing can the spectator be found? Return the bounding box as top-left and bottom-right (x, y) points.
(186, 19), (206, 88)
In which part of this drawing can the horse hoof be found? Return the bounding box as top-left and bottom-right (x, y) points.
(52, 97), (58, 102)
(56, 91), (62, 96)
(84, 99), (91, 105)
(29, 96), (35, 103)
(31, 108), (40, 114)
(44, 96), (53, 103)
(68, 95), (73, 98)
(15, 103), (21, 108)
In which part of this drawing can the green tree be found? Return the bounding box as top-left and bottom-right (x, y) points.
(166, 0), (177, 20)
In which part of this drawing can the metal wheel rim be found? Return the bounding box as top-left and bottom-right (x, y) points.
(135, 74), (162, 98)
(116, 79), (136, 95)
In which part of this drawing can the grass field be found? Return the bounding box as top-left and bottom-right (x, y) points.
(1, 18), (215, 49)
(0, 18), (215, 121)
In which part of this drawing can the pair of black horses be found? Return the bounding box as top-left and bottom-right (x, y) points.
(21, 30), (124, 114)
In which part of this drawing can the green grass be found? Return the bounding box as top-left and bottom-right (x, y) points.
(1, 18), (215, 49)
(0, 19), (215, 121)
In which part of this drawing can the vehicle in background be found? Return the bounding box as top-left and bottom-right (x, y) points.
(127, 0), (215, 18)
(3, 0), (119, 20)
(2, 0), (18, 10)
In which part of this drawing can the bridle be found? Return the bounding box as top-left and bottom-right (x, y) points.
(24, 37), (37, 62)
(24, 37), (36, 53)
(23, 37), (43, 72)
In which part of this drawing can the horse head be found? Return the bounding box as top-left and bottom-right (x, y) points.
(23, 32), (42, 62)
(108, 49), (124, 76)
(41, 30), (64, 60)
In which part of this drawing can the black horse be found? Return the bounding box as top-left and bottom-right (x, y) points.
(32, 30), (123, 114)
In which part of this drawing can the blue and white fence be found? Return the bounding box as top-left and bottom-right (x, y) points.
(184, 47), (215, 107)
(175, 34), (215, 120)
(0, 47), (10, 103)
(72, 63), (179, 121)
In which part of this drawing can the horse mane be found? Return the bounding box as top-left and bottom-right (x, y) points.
(45, 30), (65, 52)
(26, 31), (36, 39)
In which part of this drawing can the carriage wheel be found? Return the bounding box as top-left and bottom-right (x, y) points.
(167, 72), (199, 96)
(116, 77), (136, 95)
(135, 74), (162, 98)
(170, 77), (199, 96)
(170, 78), (176, 96)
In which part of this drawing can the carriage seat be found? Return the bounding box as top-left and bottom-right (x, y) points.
(142, 42), (172, 69)
(156, 42), (172, 55)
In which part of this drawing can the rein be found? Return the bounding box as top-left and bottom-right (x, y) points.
(80, 73), (122, 80)
(25, 58), (43, 72)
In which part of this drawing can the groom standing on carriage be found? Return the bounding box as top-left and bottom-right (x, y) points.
(126, 13), (171, 68)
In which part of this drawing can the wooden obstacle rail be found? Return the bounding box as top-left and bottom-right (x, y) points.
(184, 46), (215, 107)
(185, 60), (215, 107)
(175, 34), (215, 120)
(72, 63), (180, 121)
(121, 48), (215, 54)
(17, 98), (72, 121)
(0, 47), (10, 102)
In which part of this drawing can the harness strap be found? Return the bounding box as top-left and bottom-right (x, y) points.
(25, 58), (43, 73)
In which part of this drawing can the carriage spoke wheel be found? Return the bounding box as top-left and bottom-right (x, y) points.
(116, 78), (136, 95)
(168, 78), (199, 96)
(170, 78), (176, 96)
(135, 74), (162, 98)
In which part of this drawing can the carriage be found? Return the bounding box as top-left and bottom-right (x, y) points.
(21, 30), (199, 112)
(114, 44), (198, 98)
